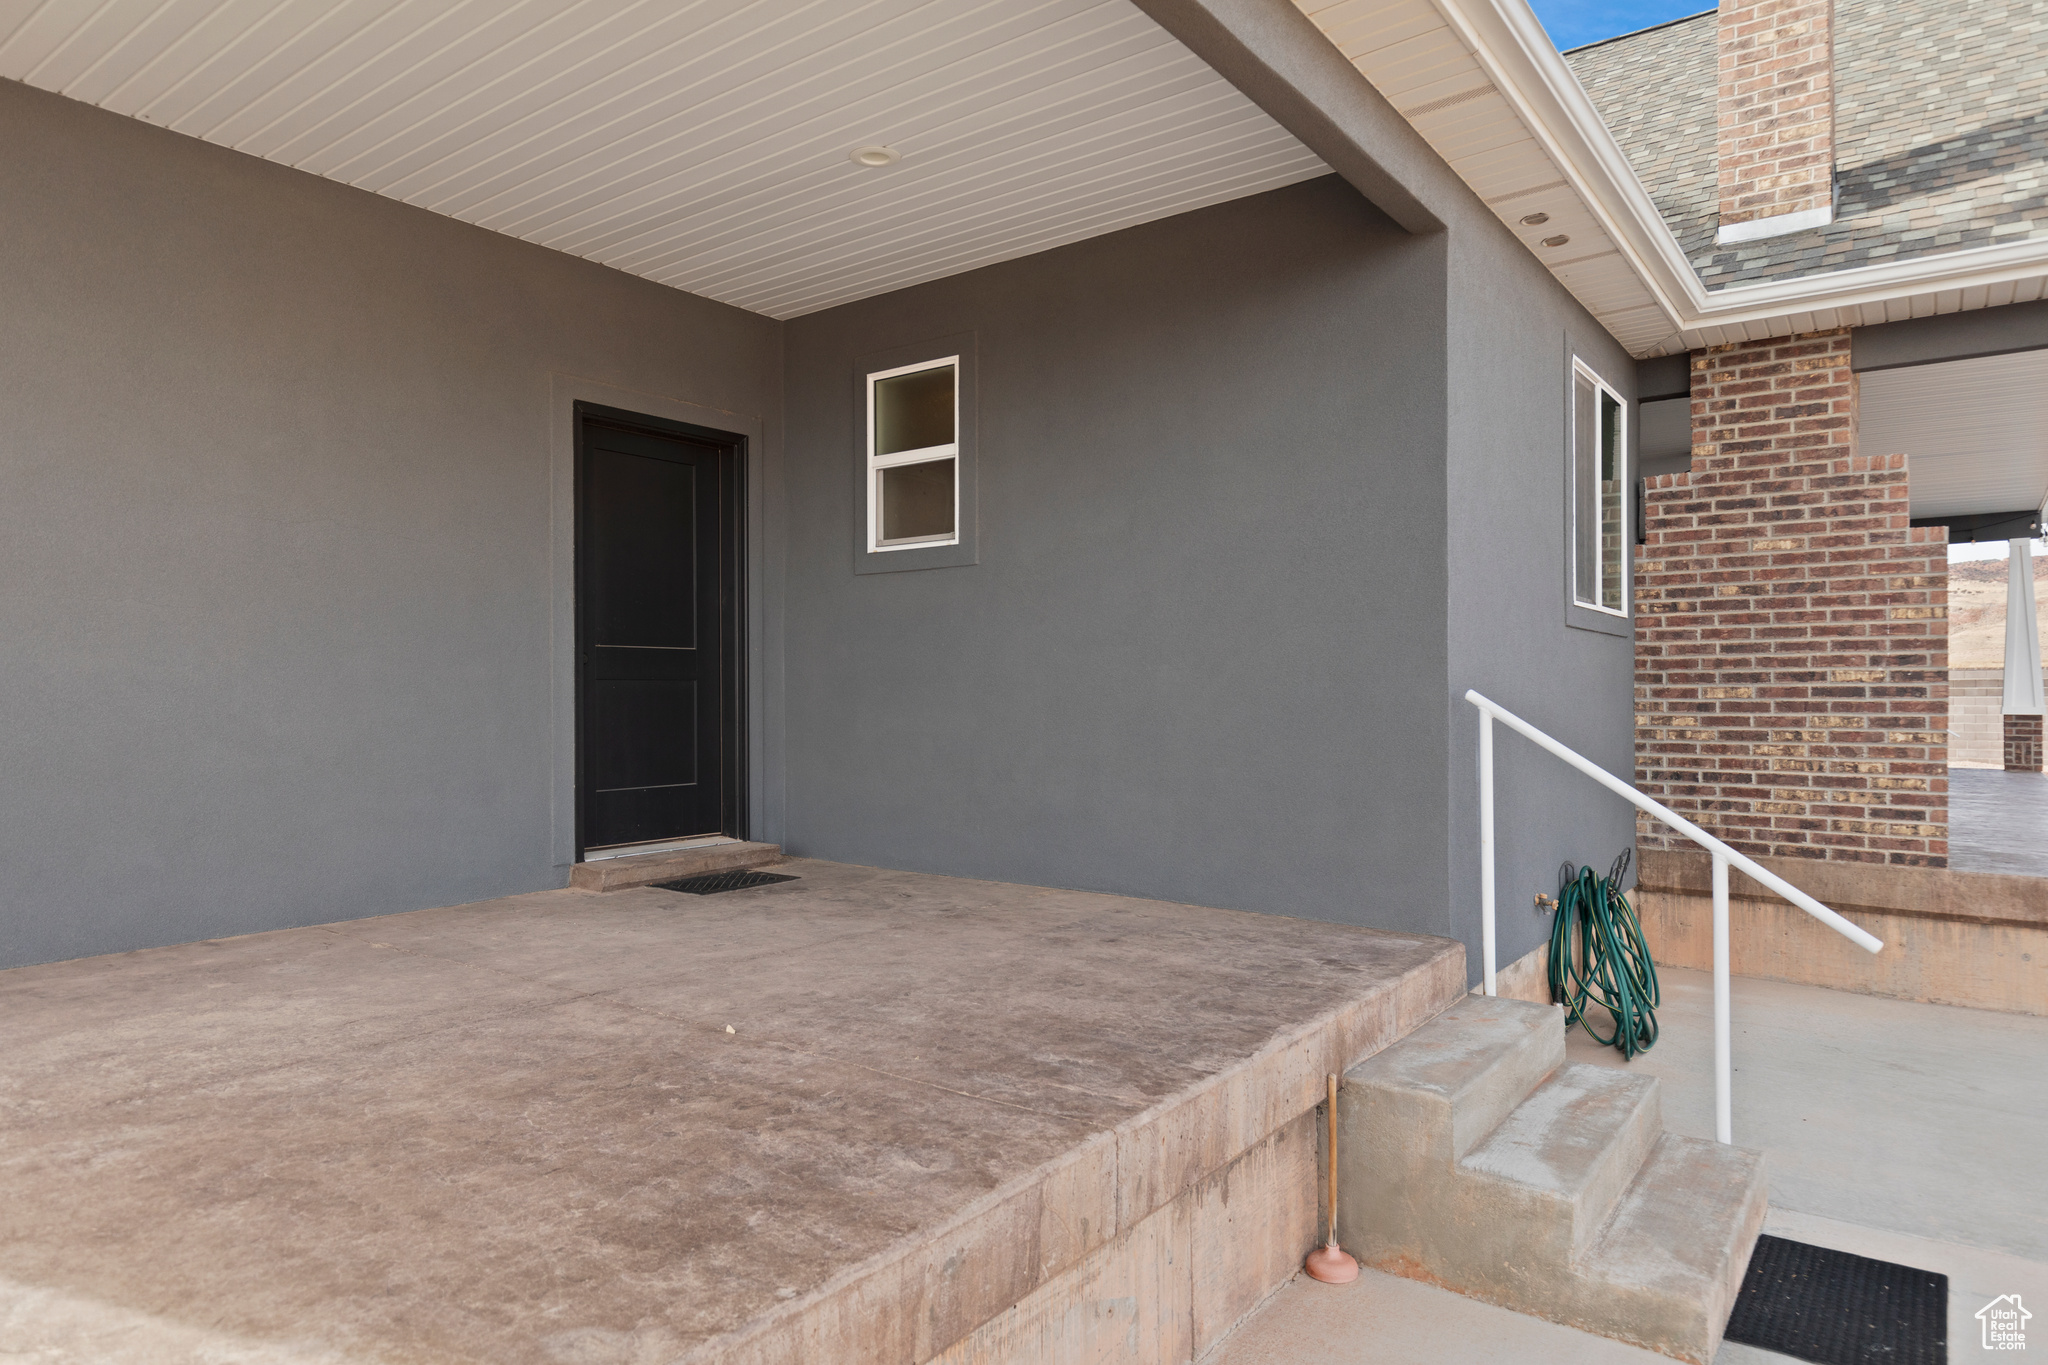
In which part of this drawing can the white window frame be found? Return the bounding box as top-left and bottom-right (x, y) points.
(866, 355), (961, 553)
(1570, 358), (1630, 617)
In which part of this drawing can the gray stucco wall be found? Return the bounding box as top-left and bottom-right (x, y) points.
(1123, 0), (1642, 979)
(0, 80), (783, 968)
(780, 177), (1459, 937)
(1444, 213), (1641, 980)
(777, 171), (1636, 976)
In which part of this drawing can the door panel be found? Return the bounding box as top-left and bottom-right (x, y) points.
(591, 678), (697, 793)
(589, 448), (697, 649)
(576, 413), (742, 852)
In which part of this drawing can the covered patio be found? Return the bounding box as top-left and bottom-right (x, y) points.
(0, 861), (1459, 1364)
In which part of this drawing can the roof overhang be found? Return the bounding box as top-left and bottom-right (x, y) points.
(9, 0), (2042, 344)
(1292, 0), (2048, 357)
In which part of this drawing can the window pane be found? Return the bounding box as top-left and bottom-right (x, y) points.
(879, 457), (956, 544)
(1573, 371), (1597, 605)
(875, 365), (955, 456)
(1600, 390), (1624, 611)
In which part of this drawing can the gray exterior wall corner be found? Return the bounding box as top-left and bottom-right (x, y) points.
(1134, 0), (1649, 977)
(781, 176), (1457, 939)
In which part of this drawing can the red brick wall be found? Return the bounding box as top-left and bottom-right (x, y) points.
(1716, 0), (1836, 226)
(2005, 715), (2044, 773)
(1635, 328), (1949, 867)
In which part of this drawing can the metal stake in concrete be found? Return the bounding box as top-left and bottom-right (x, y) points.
(1304, 1073), (1360, 1284)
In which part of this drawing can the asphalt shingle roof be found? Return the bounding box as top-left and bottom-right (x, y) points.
(1564, 1), (2048, 291)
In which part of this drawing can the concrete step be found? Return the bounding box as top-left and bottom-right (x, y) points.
(1339, 997), (1766, 1364)
(1573, 1133), (1769, 1362)
(1344, 993), (1564, 1162)
(568, 840), (782, 891)
(1461, 1062), (1663, 1260)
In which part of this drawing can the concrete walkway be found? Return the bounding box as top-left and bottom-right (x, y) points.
(1215, 969), (2048, 1363)
(1949, 766), (2048, 877)
(1210, 1207), (2048, 1364)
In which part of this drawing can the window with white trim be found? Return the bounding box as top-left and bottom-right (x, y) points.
(867, 357), (959, 551)
(1571, 361), (1629, 615)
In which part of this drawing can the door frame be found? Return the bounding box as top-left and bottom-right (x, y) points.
(572, 400), (748, 859)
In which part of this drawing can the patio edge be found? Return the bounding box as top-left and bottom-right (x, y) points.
(679, 930), (1468, 1365)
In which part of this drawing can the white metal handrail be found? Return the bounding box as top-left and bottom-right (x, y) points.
(1465, 689), (1884, 1145)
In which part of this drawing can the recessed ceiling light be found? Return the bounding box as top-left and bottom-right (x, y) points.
(849, 145), (900, 167)
(1520, 212), (1550, 225)
(1542, 234), (1571, 247)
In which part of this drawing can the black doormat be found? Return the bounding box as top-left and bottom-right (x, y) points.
(653, 870), (800, 896)
(1724, 1234), (1947, 1365)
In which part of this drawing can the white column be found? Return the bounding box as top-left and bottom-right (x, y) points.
(1712, 852), (1732, 1146)
(2003, 539), (2045, 716)
(1479, 711), (1496, 997)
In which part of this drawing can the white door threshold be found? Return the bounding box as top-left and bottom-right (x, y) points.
(581, 834), (737, 862)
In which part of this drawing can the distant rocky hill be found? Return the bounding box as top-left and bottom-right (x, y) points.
(1948, 554), (2048, 670)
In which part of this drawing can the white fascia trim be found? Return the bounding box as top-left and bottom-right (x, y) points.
(1430, 0), (1711, 322)
(1694, 235), (2048, 328)
(1430, 0), (2048, 340)
(1715, 204), (1834, 244)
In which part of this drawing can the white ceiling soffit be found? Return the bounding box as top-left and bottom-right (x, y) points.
(0, 0), (1327, 319)
(1289, 0), (2048, 358)
(1860, 350), (2048, 522)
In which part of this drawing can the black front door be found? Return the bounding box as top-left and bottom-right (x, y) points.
(576, 409), (743, 854)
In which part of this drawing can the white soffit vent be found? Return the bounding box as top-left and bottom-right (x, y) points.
(0, 0), (1327, 319)
(1859, 351), (2048, 522)
(1292, 0), (1677, 355)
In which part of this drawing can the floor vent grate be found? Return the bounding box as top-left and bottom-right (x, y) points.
(1723, 1234), (1947, 1365)
(653, 870), (799, 896)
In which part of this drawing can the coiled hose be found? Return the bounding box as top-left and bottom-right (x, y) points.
(1547, 850), (1660, 1059)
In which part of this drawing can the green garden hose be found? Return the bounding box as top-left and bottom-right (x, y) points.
(1547, 851), (1660, 1059)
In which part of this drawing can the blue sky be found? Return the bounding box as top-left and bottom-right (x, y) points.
(1524, 0), (1713, 52)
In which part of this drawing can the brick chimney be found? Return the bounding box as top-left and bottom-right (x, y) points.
(1714, 0), (1836, 243)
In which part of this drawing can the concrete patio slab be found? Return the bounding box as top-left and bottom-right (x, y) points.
(1950, 767), (2048, 878)
(1205, 1263), (1683, 1365)
(1565, 966), (2048, 1262)
(0, 859), (1463, 1365)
